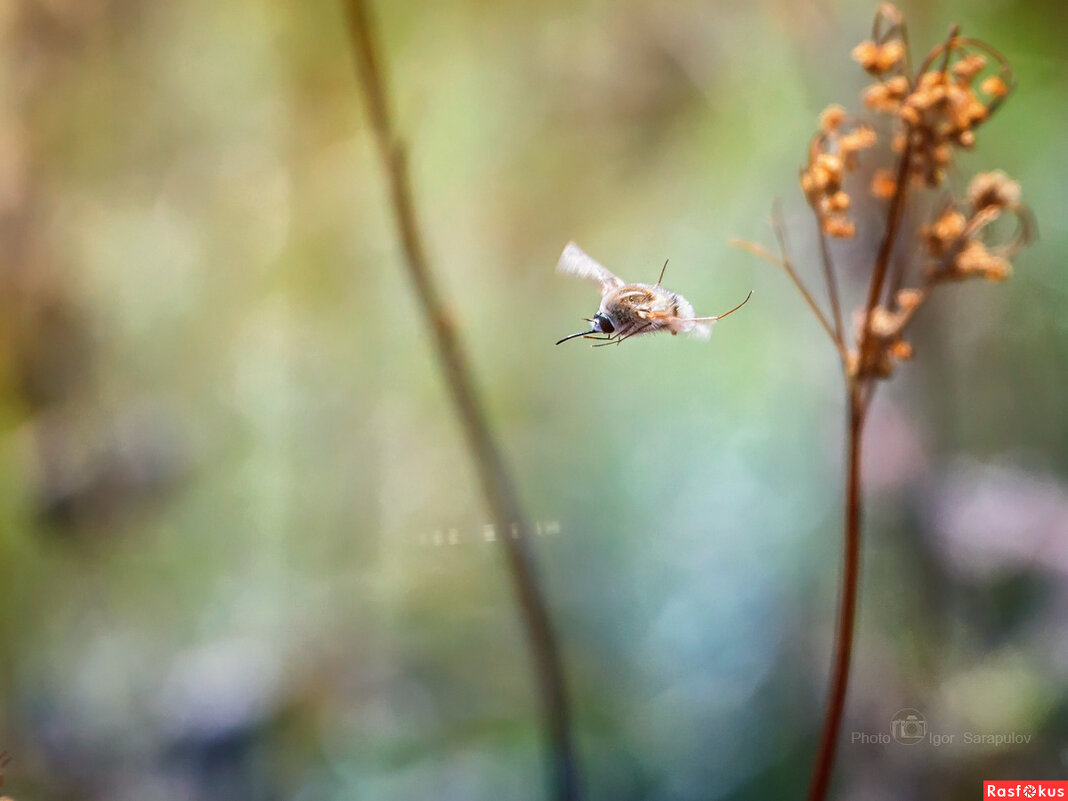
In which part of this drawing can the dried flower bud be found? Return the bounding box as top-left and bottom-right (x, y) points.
(886, 75), (910, 96)
(864, 82), (901, 113)
(980, 76), (1008, 97)
(908, 73), (947, 111)
(839, 126), (877, 153)
(870, 306), (903, 337)
(957, 241), (1011, 280)
(824, 216), (856, 239)
(804, 113), (875, 240)
(984, 260), (1011, 281)
(895, 288), (923, 311)
(871, 169), (897, 198)
(820, 104), (847, 132)
(967, 170), (1021, 211)
(852, 40), (904, 74)
(933, 209), (966, 241)
(961, 98), (988, 126)
(816, 153), (843, 175)
(827, 191), (851, 212)
(864, 75), (910, 115)
(773, 7), (1026, 384)
(898, 105), (919, 126)
(923, 208), (966, 259)
(853, 41), (880, 71)
(952, 54), (987, 83)
(891, 340), (914, 360)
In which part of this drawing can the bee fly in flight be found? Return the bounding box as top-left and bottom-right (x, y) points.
(555, 242), (752, 346)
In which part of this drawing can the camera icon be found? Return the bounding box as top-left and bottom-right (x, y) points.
(890, 709), (927, 745)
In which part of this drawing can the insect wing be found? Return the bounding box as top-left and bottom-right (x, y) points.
(557, 242), (624, 293)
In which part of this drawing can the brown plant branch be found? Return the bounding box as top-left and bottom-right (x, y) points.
(805, 386), (865, 801)
(803, 136), (916, 801)
(769, 208), (850, 363)
(814, 215), (846, 346)
(729, 204), (849, 367)
(885, 249), (910, 311)
(859, 137), (914, 378)
(340, 2), (581, 799)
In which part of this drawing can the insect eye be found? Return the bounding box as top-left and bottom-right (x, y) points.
(595, 314), (614, 334)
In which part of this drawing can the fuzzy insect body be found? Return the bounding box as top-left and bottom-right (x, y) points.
(600, 284), (700, 338)
(555, 242), (750, 346)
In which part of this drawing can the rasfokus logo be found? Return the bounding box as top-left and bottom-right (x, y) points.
(984, 781), (1068, 798)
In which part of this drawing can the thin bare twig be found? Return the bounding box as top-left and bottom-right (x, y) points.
(730, 237), (833, 346)
(803, 135), (914, 801)
(814, 214), (846, 347)
(884, 214), (915, 312)
(730, 206), (848, 367)
(341, 3), (581, 799)
(805, 384), (865, 801)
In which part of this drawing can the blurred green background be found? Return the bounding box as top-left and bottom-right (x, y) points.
(0, 0), (1065, 799)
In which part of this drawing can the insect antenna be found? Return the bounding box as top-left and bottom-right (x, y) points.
(656, 259), (669, 287)
(717, 290), (753, 319)
(693, 290), (754, 322)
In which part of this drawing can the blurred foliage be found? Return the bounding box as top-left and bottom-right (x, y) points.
(0, 0), (1065, 799)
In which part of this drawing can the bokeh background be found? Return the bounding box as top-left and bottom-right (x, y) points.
(0, 0), (1065, 799)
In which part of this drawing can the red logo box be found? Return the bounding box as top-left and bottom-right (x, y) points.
(985, 782), (1068, 798)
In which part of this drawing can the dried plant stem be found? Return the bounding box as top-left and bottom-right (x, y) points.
(806, 384), (865, 801)
(806, 137), (913, 801)
(769, 207), (846, 359)
(729, 208), (849, 367)
(815, 218), (845, 344)
(862, 140), (913, 361)
(341, 2), (581, 799)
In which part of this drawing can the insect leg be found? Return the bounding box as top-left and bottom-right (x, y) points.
(600, 322), (652, 346)
(583, 334), (614, 346)
(619, 323), (652, 344)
